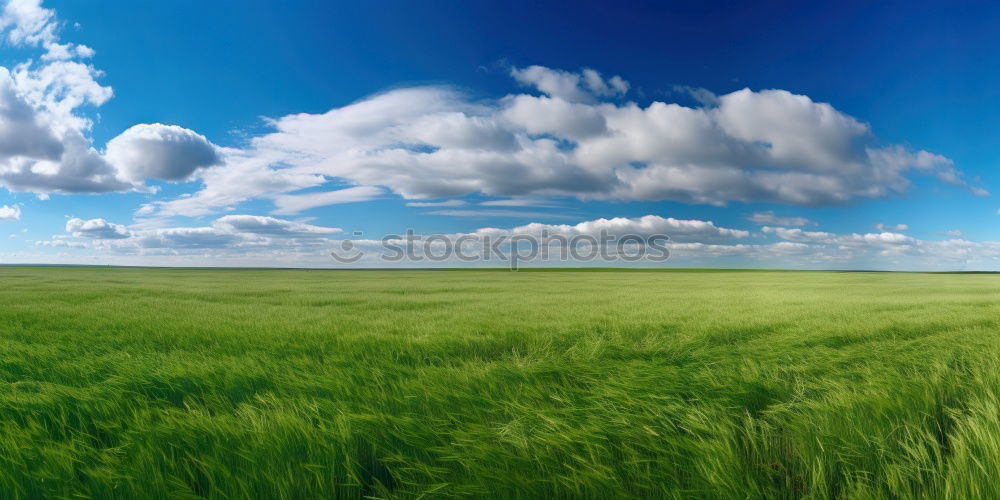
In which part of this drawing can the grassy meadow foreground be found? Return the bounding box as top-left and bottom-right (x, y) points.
(4, 268), (1000, 497)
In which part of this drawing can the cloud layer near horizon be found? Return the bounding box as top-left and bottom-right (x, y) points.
(34, 212), (1000, 271)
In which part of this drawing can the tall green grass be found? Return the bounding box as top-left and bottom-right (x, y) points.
(2, 267), (1000, 497)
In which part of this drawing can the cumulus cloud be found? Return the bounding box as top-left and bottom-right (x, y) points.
(105, 124), (219, 182)
(127, 226), (243, 250)
(46, 213), (748, 263)
(140, 66), (977, 218)
(3, 3), (974, 217)
(212, 215), (341, 237)
(0, 0), (131, 193)
(0, 203), (19, 220)
(0, 60), (128, 193)
(502, 94), (608, 139)
(36, 238), (84, 248)
(66, 217), (129, 239)
(49, 214), (344, 255)
(129, 221), (339, 252)
(833, 231), (914, 249)
(38, 211), (1000, 271)
(762, 225), (916, 250)
(1, 0), (86, 55)
(748, 211), (813, 226)
(0, 0), (986, 263)
(488, 219), (998, 268)
(0, 68), (63, 161)
(510, 65), (628, 103)
(762, 226), (835, 242)
(0, 1), (224, 194)
(874, 223), (908, 232)
(496, 215), (749, 242)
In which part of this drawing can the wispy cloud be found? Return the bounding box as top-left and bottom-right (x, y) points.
(748, 211), (813, 227)
(406, 200), (466, 207)
(426, 209), (574, 218)
(479, 198), (559, 208)
(271, 186), (384, 215)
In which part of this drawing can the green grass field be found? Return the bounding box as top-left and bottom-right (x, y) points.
(4, 267), (1000, 498)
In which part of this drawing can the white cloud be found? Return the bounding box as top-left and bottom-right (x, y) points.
(762, 225), (916, 250)
(50, 214), (344, 254)
(36, 238), (84, 248)
(3, 0), (94, 62)
(0, 68), (63, 161)
(426, 209), (572, 218)
(0, 203), (20, 220)
(138, 148), (327, 218)
(35, 211), (1000, 271)
(479, 198), (557, 207)
(502, 94), (608, 139)
(127, 226), (244, 249)
(0, 62), (128, 193)
(2, 0), (62, 49)
(510, 65), (628, 103)
(762, 226), (835, 242)
(563, 220), (1000, 268)
(748, 211), (813, 226)
(506, 215), (750, 242)
(3, 6), (967, 218)
(0, 2), (224, 194)
(0, 1), (124, 194)
(0, 0), (985, 262)
(673, 86), (719, 106)
(712, 88), (869, 172)
(142, 67), (976, 218)
(66, 217), (129, 239)
(834, 231), (914, 248)
(271, 186), (384, 215)
(406, 200), (466, 207)
(874, 223), (908, 232)
(212, 215), (341, 237)
(47, 213), (746, 264)
(105, 124), (219, 182)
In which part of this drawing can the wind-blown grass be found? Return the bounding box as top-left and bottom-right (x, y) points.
(2, 267), (1000, 497)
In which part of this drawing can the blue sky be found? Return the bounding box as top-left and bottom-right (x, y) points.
(1, 0), (999, 269)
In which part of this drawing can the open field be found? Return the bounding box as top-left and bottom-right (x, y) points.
(3, 268), (1000, 497)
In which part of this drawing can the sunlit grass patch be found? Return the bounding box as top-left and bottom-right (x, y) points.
(2, 267), (1000, 497)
